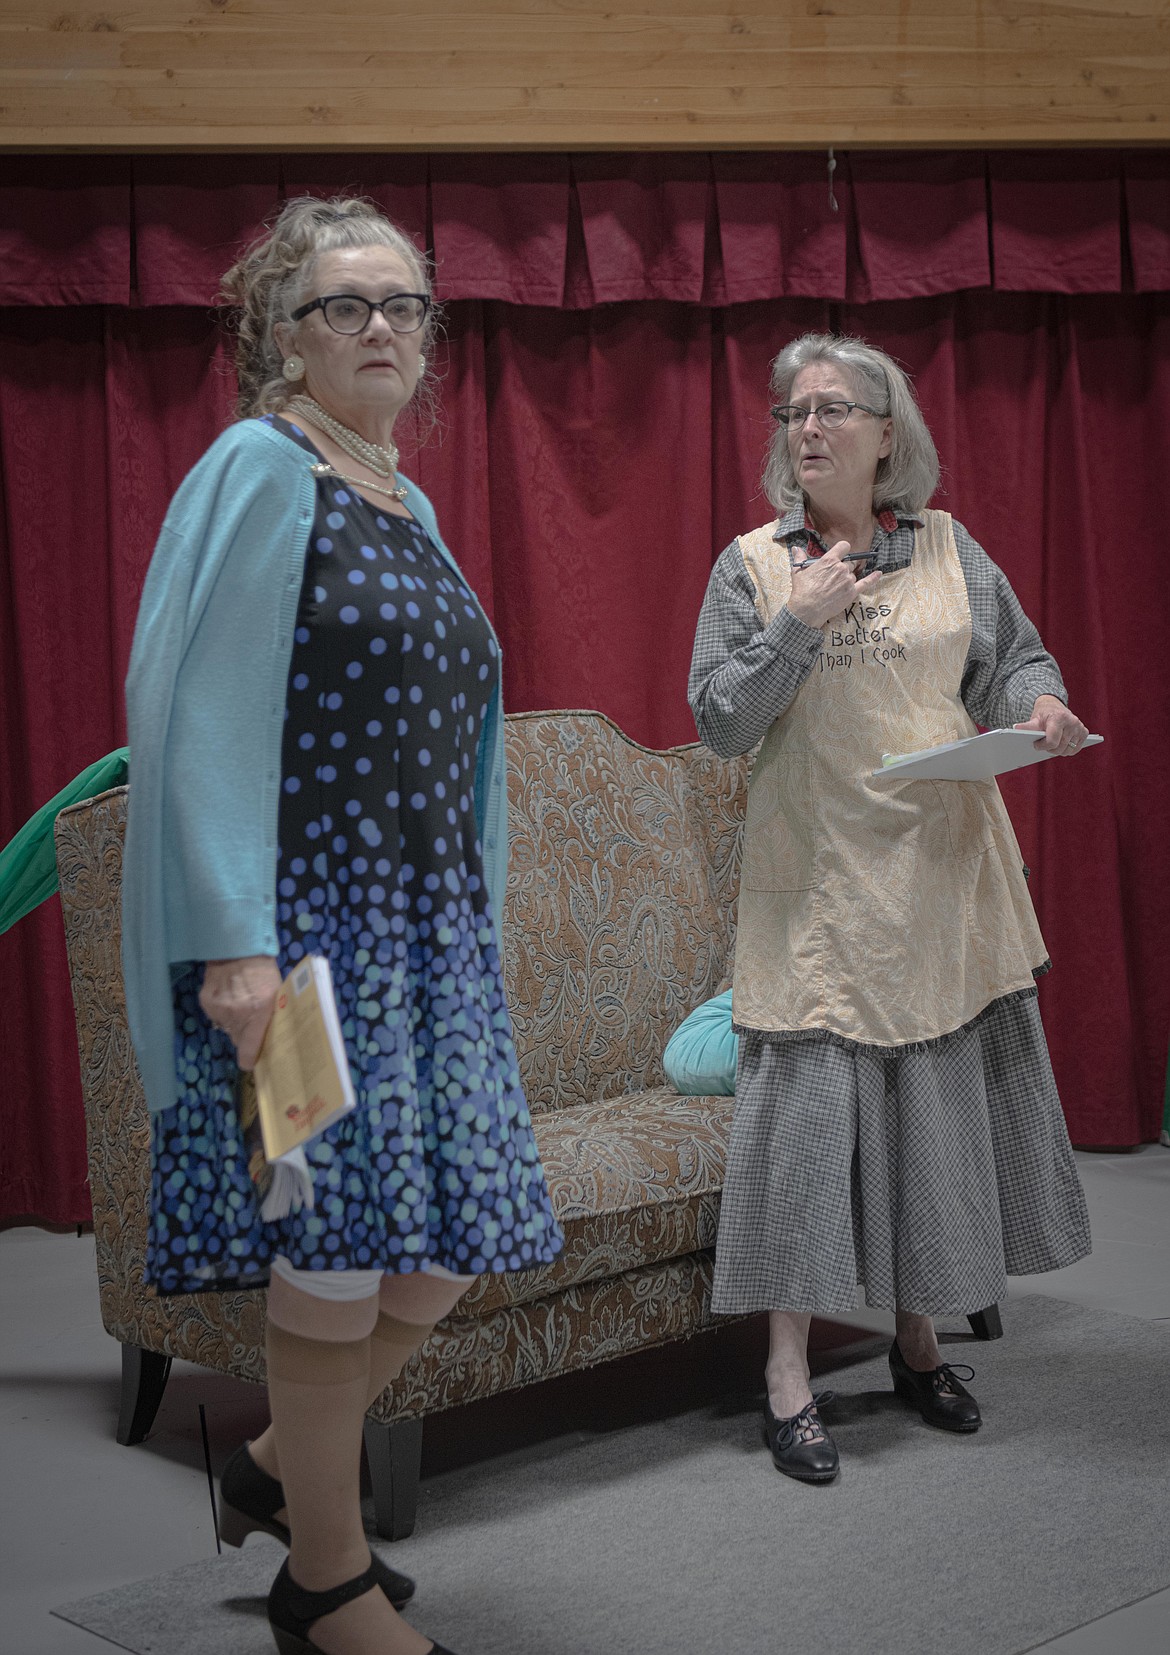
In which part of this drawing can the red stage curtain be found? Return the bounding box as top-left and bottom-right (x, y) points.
(2, 151), (1169, 1223)
(4, 150), (1170, 309)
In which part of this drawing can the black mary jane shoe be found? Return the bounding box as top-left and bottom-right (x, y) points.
(889, 1341), (982, 1433)
(220, 1442), (416, 1611)
(762, 1390), (839, 1483)
(268, 1558), (460, 1655)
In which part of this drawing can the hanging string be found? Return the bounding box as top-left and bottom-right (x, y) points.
(827, 148), (839, 213)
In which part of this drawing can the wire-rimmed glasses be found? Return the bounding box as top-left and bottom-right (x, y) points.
(770, 400), (888, 429)
(290, 293), (432, 335)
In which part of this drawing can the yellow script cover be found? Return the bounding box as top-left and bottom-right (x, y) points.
(253, 955), (356, 1162)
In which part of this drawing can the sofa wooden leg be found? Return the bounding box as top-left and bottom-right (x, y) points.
(364, 1417), (423, 1541)
(967, 1303), (1004, 1341)
(116, 1344), (173, 1445)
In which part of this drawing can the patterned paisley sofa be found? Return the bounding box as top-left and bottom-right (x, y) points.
(54, 710), (749, 1538)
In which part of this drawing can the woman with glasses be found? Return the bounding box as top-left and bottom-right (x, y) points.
(122, 196), (562, 1655)
(689, 333), (1090, 1483)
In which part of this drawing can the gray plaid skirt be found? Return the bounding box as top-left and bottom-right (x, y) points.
(711, 987), (1091, 1317)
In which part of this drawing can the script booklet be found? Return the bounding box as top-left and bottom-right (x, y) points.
(873, 728), (1104, 782)
(239, 954), (356, 1219)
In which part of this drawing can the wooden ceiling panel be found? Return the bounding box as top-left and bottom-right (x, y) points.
(1, 2), (1166, 151)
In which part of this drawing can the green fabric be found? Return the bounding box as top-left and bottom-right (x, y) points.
(0, 749), (129, 936)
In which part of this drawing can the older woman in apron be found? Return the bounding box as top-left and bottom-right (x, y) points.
(689, 333), (1091, 1483)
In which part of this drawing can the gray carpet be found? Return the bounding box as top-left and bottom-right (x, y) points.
(55, 1294), (1170, 1655)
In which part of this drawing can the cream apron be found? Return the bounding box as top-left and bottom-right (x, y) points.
(733, 510), (1048, 1046)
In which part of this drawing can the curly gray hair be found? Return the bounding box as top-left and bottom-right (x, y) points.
(762, 333), (940, 516)
(220, 195), (440, 424)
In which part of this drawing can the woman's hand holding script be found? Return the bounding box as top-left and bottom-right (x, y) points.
(199, 955), (283, 1071)
(786, 539), (883, 629)
(1015, 693), (1090, 755)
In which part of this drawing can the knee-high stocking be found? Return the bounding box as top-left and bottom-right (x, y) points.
(265, 1312), (436, 1655)
(265, 1319), (373, 1590)
(252, 1273), (472, 1488)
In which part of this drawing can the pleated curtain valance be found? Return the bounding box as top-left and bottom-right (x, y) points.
(1, 149), (1167, 308)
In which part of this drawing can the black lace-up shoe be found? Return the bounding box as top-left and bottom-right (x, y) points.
(889, 1341), (982, 1432)
(762, 1390), (839, 1483)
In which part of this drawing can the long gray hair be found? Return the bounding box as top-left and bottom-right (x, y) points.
(762, 333), (940, 516)
(220, 195), (440, 425)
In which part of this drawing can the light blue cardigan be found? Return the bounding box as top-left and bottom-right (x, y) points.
(123, 418), (509, 1116)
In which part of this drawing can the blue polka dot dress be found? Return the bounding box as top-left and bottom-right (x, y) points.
(146, 416), (564, 1292)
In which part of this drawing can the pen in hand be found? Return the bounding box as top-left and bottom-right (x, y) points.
(791, 550), (875, 572)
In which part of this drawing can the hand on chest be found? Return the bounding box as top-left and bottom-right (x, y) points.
(746, 514), (973, 697)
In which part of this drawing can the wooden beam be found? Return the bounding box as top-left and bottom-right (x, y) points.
(1, 2), (1167, 151)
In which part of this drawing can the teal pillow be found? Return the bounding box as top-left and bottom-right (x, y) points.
(662, 989), (738, 1096)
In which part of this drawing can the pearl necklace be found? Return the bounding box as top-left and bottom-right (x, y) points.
(284, 394), (399, 476)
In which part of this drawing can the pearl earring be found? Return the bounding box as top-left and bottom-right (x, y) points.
(282, 355), (305, 382)
(418, 354), (426, 374)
